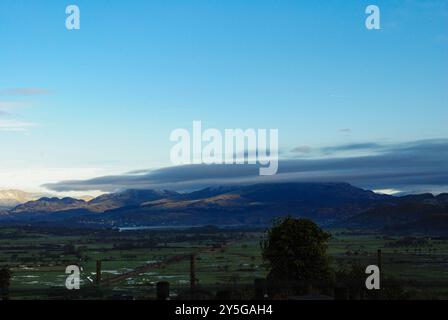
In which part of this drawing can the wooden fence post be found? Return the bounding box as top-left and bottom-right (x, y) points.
(157, 281), (170, 300)
(96, 260), (102, 286)
(190, 254), (196, 298)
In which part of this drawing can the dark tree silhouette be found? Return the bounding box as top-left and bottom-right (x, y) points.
(0, 268), (11, 300)
(261, 217), (333, 284)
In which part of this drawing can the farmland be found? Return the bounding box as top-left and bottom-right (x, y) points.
(1, 226), (448, 299)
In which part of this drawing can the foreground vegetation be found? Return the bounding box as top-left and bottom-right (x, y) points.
(0, 225), (447, 299)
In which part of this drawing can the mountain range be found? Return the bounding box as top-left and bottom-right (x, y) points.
(1, 182), (447, 234)
(0, 189), (43, 209)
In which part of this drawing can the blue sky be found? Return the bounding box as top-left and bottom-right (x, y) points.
(0, 0), (447, 194)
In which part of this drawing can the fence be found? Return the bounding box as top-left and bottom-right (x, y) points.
(2, 247), (448, 300)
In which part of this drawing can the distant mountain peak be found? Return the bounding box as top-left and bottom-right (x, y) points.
(3, 182), (448, 235)
(0, 189), (44, 208)
(11, 196), (87, 214)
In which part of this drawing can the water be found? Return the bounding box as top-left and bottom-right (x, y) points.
(117, 224), (246, 232)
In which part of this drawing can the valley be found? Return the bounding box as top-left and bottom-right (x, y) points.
(1, 226), (448, 299)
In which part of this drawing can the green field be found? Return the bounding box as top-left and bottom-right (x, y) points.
(1, 226), (448, 299)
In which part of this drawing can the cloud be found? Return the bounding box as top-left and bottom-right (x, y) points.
(0, 167), (112, 195)
(0, 119), (36, 131)
(373, 189), (402, 195)
(290, 146), (312, 154)
(338, 128), (352, 133)
(0, 102), (35, 131)
(0, 101), (29, 111)
(44, 139), (448, 194)
(321, 142), (383, 154)
(0, 88), (50, 96)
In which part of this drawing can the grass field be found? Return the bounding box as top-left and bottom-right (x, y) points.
(1, 226), (448, 299)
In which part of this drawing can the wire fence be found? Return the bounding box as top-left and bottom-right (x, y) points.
(2, 248), (448, 300)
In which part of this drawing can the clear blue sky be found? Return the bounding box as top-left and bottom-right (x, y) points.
(0, 0), (447, 193)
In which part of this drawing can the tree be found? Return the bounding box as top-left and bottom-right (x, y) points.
(0, 268), (11, 300)
(261, 217), (333, 284)
(335, 262), (367, 299)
